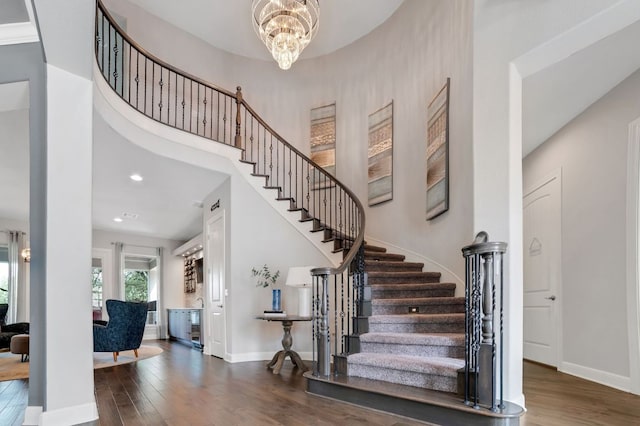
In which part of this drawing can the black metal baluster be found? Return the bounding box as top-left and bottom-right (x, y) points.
(158, 69), (163, 121)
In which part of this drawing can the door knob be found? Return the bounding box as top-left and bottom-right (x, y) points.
(217, 304), (224, 308)
(545, 295), (556, 301)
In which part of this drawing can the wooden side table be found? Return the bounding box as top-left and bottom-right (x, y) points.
(256, 315), (312, 374)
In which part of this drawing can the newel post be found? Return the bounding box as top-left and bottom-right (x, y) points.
(235, 86), (243, 149)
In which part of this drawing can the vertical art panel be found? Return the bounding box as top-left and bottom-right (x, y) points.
(368, 101), (393, 206)
(310, 103), (336, 188)
(426, 79), (450, 220)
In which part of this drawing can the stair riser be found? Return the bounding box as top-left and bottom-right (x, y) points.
(371, 288), (455, 299)
(369, 322), (464, 334)
(372, 304), (465, 315)
(360, 342), (464, 359)
(365, 263), (424, 272)
(369, 275), (440, 285)
(364, 253), (405, 262)
(348, 364), (458, 393)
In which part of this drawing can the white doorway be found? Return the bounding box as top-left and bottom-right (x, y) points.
(205, 211), (226, 359)
(523, 169), (562, 367)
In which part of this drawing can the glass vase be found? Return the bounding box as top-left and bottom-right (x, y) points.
(271, 288), (281, 311)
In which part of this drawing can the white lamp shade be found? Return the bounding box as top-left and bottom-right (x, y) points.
(285, 266), (315, 288)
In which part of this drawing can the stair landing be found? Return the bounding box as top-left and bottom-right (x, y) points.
(305, 371), (523, 426)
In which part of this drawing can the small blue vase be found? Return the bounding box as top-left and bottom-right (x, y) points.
(272, 289), (281, 311)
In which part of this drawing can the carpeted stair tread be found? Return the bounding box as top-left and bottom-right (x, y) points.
(368, 271), (442, 284)
(371, 282), (456, 291)
(369, 313), (464, 324)
(364, 244), (386, 253)
(364, 251), (406, 261)
(360, 332), (464, 347)
(349, 353), (464, 376)
(364, 260), (424, 271)
(371, 297), (465, 315)
(372, 297), (464, 306)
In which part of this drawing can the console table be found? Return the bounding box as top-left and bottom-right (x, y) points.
(256, 315), (311, 374)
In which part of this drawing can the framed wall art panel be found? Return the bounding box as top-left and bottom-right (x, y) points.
(310, 103), (336, 188)
(368, 101), (393, 206)
(426, 79), (450, 220)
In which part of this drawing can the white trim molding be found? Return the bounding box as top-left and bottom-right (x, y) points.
(626, 116), (640, 395)
(39, 402), (98, 426)
(560, 361), (632, 393)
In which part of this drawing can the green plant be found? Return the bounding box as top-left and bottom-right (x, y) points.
(251, 264), (280, 288)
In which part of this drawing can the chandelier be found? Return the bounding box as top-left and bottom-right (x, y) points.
(252, 0), (320, 70)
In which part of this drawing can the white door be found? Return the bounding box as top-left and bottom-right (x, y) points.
(205, 211), (226, 359)
(523, 171), (562, 367)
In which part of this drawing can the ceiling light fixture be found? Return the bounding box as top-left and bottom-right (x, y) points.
(129, 174), (143, 182)
(252, 0), (320, 70)
(113, 217), (123, 223)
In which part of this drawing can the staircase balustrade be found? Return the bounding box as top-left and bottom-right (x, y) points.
(461, 232), (507, 411)
(95, 0), (365, 379)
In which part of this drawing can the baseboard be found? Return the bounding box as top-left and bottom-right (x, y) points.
(226, 351), (313, 363)
(560, 361), (631, 392)
(39, 402), (98, 426)
(22, 406), (42, 425)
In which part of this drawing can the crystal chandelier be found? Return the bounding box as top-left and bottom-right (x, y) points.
(252, 0), (320, 70)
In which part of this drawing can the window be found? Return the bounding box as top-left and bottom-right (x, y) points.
(123, 255), (158, 325)
(124, 269), (149, 303)
(0, 246), (8, 305)
(92, 258), (103, 320)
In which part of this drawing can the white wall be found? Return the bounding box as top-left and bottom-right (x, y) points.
(203, 173), (331, 361)
(473, 0), (623, 404)
(524, 68), (640, 383)
(92, 229), (184, 337)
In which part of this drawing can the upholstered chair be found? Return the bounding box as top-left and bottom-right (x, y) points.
(93, 299), (148, 362)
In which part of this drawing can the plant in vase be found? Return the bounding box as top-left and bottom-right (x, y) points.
(251, 265), (282, 312)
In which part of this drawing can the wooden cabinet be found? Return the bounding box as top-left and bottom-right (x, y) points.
(167, 308), (203, 351)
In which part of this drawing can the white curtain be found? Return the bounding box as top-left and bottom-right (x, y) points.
(113, 242), (124, 301)
(6, 231), (25, 324)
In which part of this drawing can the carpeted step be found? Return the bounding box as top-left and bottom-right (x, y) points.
(372, 297), (465, 315)
(359, 332), (464, 358)
(364, 244), (387, 253)
(371, 283), (456, 299)
(347, 352), (464, 392)
(369, 313), (464, 334)
(368, 271), (441, 285)
(364, 251), (406, 262)
(364, 260), (424, 272)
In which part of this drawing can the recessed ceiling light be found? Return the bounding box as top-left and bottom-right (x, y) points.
(130, 174), (143, 182)
(113, 217), (123, 223)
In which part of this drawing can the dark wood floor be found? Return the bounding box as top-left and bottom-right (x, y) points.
(1, 341), (640, 425)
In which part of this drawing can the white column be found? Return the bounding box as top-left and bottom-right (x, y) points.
(38, 64), (97, 425)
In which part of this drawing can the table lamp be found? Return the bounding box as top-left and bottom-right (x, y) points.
(285, 266), (315, 317)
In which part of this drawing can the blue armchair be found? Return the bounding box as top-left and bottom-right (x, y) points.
(93, 299), (148, 362)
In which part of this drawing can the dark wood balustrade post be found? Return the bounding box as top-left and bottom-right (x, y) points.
(235, 86), (243, 149)
(317, 273), (331, 377)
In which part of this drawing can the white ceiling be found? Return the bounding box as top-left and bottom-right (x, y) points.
(127, 0), (405, 62)
(522, 20), (640, 157)
(92, 115), (227, 240)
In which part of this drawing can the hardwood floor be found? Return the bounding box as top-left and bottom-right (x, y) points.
(1, 343), (640, 425)
(521, 361), (640, 426)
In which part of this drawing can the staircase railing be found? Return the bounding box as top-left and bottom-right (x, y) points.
(95, 0), (365, 377)
(461, 232), (507, 411)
